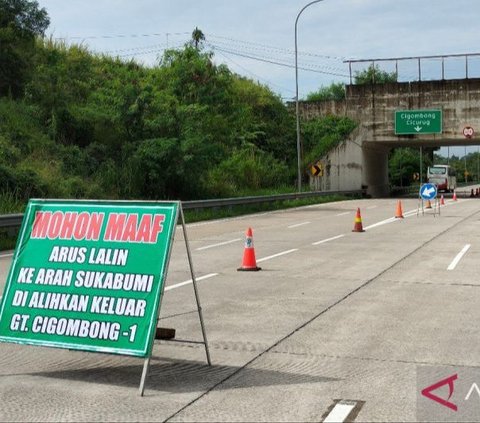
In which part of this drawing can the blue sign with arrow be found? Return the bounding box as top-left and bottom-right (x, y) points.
(420, 183), (438, 200)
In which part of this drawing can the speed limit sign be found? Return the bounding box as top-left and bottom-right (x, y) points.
(463, 126), (475, 139)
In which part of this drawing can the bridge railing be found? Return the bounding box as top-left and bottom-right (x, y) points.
(345, 52), (480, 85)
(0, 189), (366, 229)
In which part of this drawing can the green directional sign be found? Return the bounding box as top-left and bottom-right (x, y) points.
(395, 109), (442, 135)
(0, 199), (178, 357)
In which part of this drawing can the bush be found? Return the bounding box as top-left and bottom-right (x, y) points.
(208, 145), (289, 197)
(302, 116), (357, 165)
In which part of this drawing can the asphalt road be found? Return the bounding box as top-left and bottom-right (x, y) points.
(1, 194), (480, 422)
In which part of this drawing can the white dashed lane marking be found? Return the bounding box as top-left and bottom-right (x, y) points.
(447, 244), (471, 270)
(312, 234), (345, 246)
(165, 273), (219, 291)
(288, 221), (311, 229)
(257, 249), (298, 263)
(196, 238), (241, 251)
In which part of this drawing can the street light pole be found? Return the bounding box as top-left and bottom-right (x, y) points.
(295, 0), (324, 192)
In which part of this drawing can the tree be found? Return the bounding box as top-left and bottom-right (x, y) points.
(191, 27), (205, 50)
(389, 147), (433, 186)
(0, 0), (49, 97)
(306, 82), (345, 101)
(354, 64), (396, 85)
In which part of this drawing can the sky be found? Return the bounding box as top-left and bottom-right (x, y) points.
(38, 0), (480, 157)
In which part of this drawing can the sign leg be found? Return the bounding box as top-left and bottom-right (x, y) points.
(179, 205), (212, 366)
(138, 357), (151, 397)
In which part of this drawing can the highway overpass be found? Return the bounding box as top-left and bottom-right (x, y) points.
(301, 78), (480, 197)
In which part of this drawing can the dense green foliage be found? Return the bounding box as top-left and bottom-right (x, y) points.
(305, 82), (345, 101)
(388, 148), (432, 186)
(305, 63), (397, 103)
(387, 147), (480, 187)
(354, 64), (397, 85)
(433, 152), (480, 183)
(302, 116), (357, 166)
(0, 2), (360, 206)
(0, 0), (49, 97)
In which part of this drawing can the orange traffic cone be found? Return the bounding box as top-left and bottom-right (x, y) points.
(440, 195), (445, 206)
(237, 227), (261, 271)
(425, 200), (432, 209)
(395, 200), (404, 218)
(453, 190), (457, 201)
(352, 208), (365, 232)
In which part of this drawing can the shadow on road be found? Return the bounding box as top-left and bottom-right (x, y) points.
(24, 356), (339, 393)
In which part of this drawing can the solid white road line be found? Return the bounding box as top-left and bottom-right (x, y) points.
(257, 249), (298, 263)
(367, 205), (378, 209)
(0, 253), (13, 258)
(323, 402), (356, 423)
(447, 244), (471, 271)
(363, 216), (397, 230)
(335, 212), (350, 216)
(312, 234), (345, 246)
(196, 238), (241, 251)
(164, 273), (219, 291)
(288, 221), (311, 229)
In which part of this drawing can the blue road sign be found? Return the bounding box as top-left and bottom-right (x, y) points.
(420, 183), (438, 200)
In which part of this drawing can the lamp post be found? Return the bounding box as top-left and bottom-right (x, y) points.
(295, 0), (324, 192)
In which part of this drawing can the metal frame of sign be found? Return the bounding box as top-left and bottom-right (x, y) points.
(0, 199), (211, 396)
(417, 187), (440, 217)
(139, 202), (211, 396)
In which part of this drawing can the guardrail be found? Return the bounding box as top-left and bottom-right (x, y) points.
(0, 214), (24, 229)
(0, 190), (365, 229)
(391, 183), (476, 198)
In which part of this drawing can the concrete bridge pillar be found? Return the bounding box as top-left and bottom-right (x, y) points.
(362, 143), (390, 197)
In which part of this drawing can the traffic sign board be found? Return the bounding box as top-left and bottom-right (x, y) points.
(0, 199), (179, 358)
(310, 162), (323, 177)
(395, 110), (442, 135)
(420, 183), (438, 200)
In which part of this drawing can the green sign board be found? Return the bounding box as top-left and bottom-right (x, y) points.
(395, 109), (442, 135)
(0, 199), (178, 357)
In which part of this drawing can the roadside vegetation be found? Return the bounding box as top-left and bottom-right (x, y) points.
(388, 147), (479, 188)
(0, 0), (362, 219)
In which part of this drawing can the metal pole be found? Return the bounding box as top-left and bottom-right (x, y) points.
(139, 358), (151, 396)
(465, 146), (468, 183)
(179, 205), (211, 366)
(477, 146), (479, 182)
(420, 146), (423, 184)
(295, 0), (324, 192)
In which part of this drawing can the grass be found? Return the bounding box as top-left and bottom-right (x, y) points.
(0, 230), (17, 251)
(0, 191), (26, 214)
(0, 192), (24, 251)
